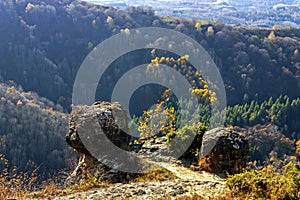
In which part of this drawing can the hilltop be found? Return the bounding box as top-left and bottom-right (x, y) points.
(86, 0), (300, 28)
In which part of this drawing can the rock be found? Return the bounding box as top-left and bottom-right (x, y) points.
(54, 179), (226, 200)
(65, 101), (132, 184)
(135, 136), (181, 164)
(199, 128), (249, 174)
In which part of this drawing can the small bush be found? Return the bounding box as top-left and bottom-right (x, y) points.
(227, 162), (300, 199)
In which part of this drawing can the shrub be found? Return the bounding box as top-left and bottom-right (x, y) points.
(227, 162), (300, 199)
(166, 122), (207, 159)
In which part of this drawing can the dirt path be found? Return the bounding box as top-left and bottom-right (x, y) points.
(155, 162), (224, 182)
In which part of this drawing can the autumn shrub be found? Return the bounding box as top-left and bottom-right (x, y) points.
(227, 162), (300, 199)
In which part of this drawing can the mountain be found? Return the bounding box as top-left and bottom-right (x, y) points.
(0, 0), (162, 109)
(0, 0), (300, 111)
(85, 0), (300, 27)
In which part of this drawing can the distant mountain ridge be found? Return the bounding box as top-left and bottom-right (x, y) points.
(85, 0), (300, 27)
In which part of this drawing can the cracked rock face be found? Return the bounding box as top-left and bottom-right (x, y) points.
(67, 101), (131, 152)
(199, 128), (249, 174)
(65, 101), (132, 184)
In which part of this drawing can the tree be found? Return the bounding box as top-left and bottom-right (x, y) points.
(206, 26), (214, 36)
(268, 31), (276, 41)
(195, 22), (201, 31)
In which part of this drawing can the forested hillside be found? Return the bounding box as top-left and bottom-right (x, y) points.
(0, 82), (71, 172)
(0, 0), (299, 109)
(0, 0), (161, 108)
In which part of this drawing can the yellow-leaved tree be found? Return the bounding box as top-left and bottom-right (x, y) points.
(137, 50), (217, 140)
(137, 96), (176, 141)
(268, 31), (276, 41)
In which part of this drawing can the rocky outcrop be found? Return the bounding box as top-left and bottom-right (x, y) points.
(66, 101), (250, 182)
(63, 117), (230, 199)
(136, 127), (249, 175)
(199, 128), (249, 174)
(65, 101), (132, 184)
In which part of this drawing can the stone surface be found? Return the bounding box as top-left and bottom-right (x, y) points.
(137, 136), (177, 163)
(54, 179), (226, 200)
(199, 127), (249, 174)
(65, 101), (132, 184)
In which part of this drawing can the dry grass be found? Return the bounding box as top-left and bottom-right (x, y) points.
(32, 167), (174, 198)
(28, 180), (111, 198)
(0, 153), (111, 199)
(133, 167), (176, 182)
(0, 154), (39, 199)
(1, 153), (177, 199)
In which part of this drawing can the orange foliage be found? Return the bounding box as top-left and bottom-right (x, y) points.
(296, 139), (300, 156)
(147, 52), (217, 104)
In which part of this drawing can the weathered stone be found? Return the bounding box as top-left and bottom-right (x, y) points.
(54, 179), (226, 200)
(65, 101), (132, 184)
(199, 128), (249, 174)
(137, 136), (177, 163)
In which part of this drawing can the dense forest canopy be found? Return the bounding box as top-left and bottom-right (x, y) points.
(0, 0), (299, 109)
(0, 82), (71, 172)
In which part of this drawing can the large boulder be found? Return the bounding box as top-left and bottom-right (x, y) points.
(65, 101), (132, 184)
(199, 128), (249, 174)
